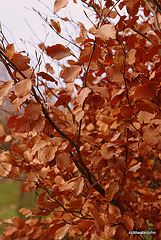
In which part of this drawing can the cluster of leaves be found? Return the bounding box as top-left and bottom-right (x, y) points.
(1, 0), (161, 239)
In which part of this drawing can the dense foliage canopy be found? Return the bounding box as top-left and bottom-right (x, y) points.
(1, 0), (161, 239)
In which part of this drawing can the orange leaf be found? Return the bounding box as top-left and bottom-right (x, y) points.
(126, 49), (136, 65)
(56, 152), (72, 172)
(135, 100), (155, 114)
(46, 44), (71, 60)
(127, 162), (141, 173)
(5, 43), (15, 60)
(133, 82), (158, 101)
(60, 65), (81, 83)
(95, 24), (116, 41)
(37, 72), (57, 84)
(0, 80), (14, 106)
(12, 94), (30, 112)
(19, 208), (32, 216)
(54, 0), (69, 14)
(25, 102), (42, 120)
(45, 63), (55, 74)
(11, 53), (30, 71)
(15, 116), (35, 133)
(105, 182), (119, 201)
(124, 215), (134, 231)
(114, 47), (125, 70)
(101, 143), (115, 160)
(14, 79), (32, 98)
(76, 87), (90, 105)
(38, 145), (58, 163)
(47, 223), (70, 239)
(78, 220), (93, 234)
(51, 19), (61, 34)
(120, 105), (132, 118)
(32, 200), (60, 216)
(0, 162), (12, 177)
(106, 66), (124, 84)
(125, 16), (139, 29)
(79, 44), (101, 63)
(3, 225), (17, 236)
(74, 177), (84, 196)
(126, 0), (140, 17)
(89, 207), (105, 231)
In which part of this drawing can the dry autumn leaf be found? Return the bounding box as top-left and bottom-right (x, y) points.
(76, 87), (90, 105)
(0, 162), (12, 177)
(60, 65), (81, 83)
(11, 53), (30, 71)
(14, 79), (32, 98)
(51, 19), (61, 34)
(0, 80), (14, 106)
(54, 0), (69, 14)
(95, 24), (116, 41)
(5, 43), (15, 60)
(105, 182), (119, 201)
(46, 44), (71, 60)
(126, 0), (140, 17)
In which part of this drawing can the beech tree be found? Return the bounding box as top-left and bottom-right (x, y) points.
(1, 0), (161, 239)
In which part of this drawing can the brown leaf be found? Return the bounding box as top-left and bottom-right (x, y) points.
(0, 80), (14, 106)
(133, 82), (158, 101)
(120, 105), (132, 118)
(101, 143), (115, 160)
(5, 43), (15, 60)
(79, 44), (101, 63)
(106, 66), (124, 84)
(45, 63), (55, 74)
(135, 100), (156, 114)
(54, 0), (69, 14)
(19, 208), (32, 216)
(14, 79), (32, 98)
(0, 162), (12, 177)
(46, 44), (71, 60)
(95, 24), (116, 41)
(3, 225), (17, 236)
(14, 116), (35, 133)
(105, 182), (119, 201)
(89, 207), (105, 231)
(25, 102), (42, 120)
(76, 87), (90, 105)
(126, 49), (136, 65)
(38, 145), (58, 163)
(12, 94), (30, 112)
(11, 53), (30, 71)
(128, 162), (141, 173)
(37, 72), (57, 84)
(123, 215), (134, 231)
(114, 47), (125, 70)
(126, 0), (140, 17)
(56, 152), (72, 172)
(60, 65), (81, 83)
(33, 200), (60, 216)
(74, 177), (84, 196)
(51, 19), (61, 34)
(78, 220), (93, 234)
